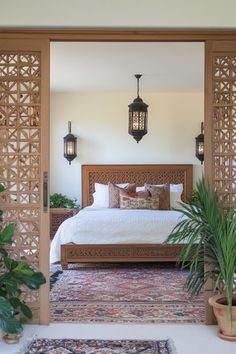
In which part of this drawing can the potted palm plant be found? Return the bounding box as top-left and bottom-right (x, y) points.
(166, 178), (236, 340)
(0, 184), (46, 343)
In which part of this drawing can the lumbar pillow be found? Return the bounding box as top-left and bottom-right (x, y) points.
(108, 182), (136, 208)
(119, 190), (159, 210)
(145, 183), (170, 210)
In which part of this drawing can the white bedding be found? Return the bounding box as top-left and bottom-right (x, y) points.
(50, 206), (185, 263)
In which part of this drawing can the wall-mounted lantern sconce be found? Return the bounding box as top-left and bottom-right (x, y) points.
(195, 122), (204, 164)
(128, 74), (148, 143)
(64, 121), (77, 165)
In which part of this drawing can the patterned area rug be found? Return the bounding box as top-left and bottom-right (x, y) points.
(25, 338), (174, 354)
(50, 263), (205, 323)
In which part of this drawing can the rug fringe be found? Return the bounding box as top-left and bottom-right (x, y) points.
(167, 337), (178, 354)
(16, 334), (38, 354)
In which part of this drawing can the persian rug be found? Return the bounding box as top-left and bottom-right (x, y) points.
(50, 263), (205, 323)
(25, 338), (175, 354)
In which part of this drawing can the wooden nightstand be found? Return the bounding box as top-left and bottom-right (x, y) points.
(50, 208), (79, 240)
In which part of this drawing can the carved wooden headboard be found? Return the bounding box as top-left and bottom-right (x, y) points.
(82, 164), (193, 208)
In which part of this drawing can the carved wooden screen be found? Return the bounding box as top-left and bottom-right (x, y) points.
(0, 39), (50, 324)
(204, 41), (236, 325)
(205, 41), (236, 208)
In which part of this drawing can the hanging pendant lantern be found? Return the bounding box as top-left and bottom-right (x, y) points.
(64, 121), (77, 165)
(128, 74), (148, 143)
(195, 122), (204, 164)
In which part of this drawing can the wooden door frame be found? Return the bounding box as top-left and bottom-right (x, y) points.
(1, 28), (236, 41)
(2, 28), (236, 326)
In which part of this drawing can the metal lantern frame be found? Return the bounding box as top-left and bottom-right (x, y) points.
(63, 121), (77, 164)
(128, 74), (148, 143)
(195, 121), (204, 164)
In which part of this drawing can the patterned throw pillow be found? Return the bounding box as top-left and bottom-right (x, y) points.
(108, 182), (136, 208)
(145, 183), (170, 210)
(119, 190), (159, 210)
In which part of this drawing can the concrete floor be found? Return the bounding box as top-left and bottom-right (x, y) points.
(0, 323), (235, 354)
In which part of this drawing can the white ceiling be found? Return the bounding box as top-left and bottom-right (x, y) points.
(50, 42), (204, 92)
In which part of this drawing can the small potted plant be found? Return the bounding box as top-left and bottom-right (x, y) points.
(166, 178), (236, 340)
(50, 193), (78, 210)
(49, 193), (79, 239)
(0, 184), (46, 343)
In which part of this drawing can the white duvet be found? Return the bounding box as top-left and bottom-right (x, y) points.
(50, 206), (185, 263)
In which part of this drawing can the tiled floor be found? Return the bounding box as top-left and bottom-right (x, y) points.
(0, 323), (235, 354)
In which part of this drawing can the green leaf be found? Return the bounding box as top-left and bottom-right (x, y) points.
(0, 224), (15, 244)
(0, 317), (22, 334)
(4, 257), (19, 271)
(0, 296), (14, 316)
(20, 272), (46, 289)
(13, 262), (35, 276)
(20, 302), (32, 319)
(0, 296), (22, 334)
(9, 297), (22, 308)
(0, 184), (6, 193)
(0, 247), (8, 256)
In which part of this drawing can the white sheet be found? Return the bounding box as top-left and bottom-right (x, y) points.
(50, 206), (185, 263)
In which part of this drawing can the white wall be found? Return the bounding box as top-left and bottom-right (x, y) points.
(0, 0), (235, 28)
(50, 91), (204, 205)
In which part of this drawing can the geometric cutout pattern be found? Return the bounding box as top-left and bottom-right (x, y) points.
(212, 55), (236, 208)
(0, 52), (41, 319)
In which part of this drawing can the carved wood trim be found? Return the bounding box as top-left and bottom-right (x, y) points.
(82, 164), (193, 208)
(2, 29), (236, 41)
(61, 244), (185, 270)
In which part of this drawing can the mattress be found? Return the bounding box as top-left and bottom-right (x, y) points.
(50, 206), (185, 263)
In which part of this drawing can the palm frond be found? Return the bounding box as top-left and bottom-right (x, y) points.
(166, 177), (236, 317)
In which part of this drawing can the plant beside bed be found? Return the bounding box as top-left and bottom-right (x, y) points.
(50, 193), (79, 210)
(166, 178), (236, 340)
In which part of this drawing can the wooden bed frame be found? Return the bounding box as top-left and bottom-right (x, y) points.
(61, 164), (192, 269)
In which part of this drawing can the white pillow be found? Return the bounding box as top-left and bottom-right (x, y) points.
(136, 186), (145, 192)
(92, 183), (129, 208)
(170, 190), (183, 209)
(170, 184), (183, 193)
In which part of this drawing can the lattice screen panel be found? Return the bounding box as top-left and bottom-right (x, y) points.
(212, 55), (236, 208)
(0, 52), (41, 316)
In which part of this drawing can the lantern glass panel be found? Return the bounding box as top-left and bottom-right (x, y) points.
(197, 142), (204, 154)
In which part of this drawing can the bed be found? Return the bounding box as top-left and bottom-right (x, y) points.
(52, 164), (193, 269)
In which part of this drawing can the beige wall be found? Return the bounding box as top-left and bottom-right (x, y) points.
(50, 91), (204, 205)
(0, 0), (235, 28)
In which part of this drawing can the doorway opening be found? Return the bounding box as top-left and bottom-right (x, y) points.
(49, 41), (205, 324)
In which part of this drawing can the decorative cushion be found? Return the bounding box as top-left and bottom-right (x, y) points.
(145, 184), (170, 210)
(144, 183), (183, 209)
(92, 183), (131, 208)
(119, 190), (159, 210)
(108, 182), (136, 208)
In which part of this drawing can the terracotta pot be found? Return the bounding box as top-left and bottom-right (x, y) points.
(209, 294), (236, 340)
